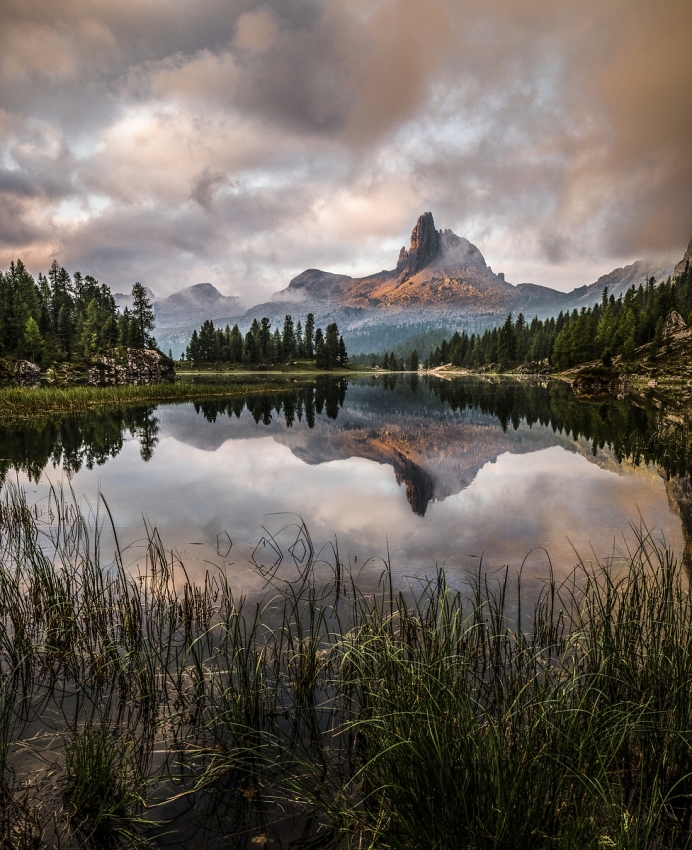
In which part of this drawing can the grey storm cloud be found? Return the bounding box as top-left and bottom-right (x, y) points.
(0, 0), (690, 301)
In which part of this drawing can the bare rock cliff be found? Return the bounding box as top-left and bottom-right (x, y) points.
(396, 211), (441, 277)
(675, 237), (692, 276)
(88, 349), (175, 386)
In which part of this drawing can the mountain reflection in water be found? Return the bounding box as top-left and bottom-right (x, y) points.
(1, 375), (691, 575)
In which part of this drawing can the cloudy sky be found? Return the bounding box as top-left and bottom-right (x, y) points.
(1, 0), (691, 305)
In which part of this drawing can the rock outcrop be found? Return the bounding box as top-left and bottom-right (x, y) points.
(663, 310), (688, 338)
(14, 360), (41, 387)
(87, 348), (175, 386)
(675, 237), (692, 276)
(571, 365), (629, 398)
(396, 211), (441, 277)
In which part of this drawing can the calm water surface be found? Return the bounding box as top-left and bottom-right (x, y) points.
(3, 375), (690, 593)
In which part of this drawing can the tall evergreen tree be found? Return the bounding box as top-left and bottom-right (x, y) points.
(325, 323), (339, 367)
(304, 313), (315, 358)
(131, 283), (156, 349)
(282, 315), (297, 359)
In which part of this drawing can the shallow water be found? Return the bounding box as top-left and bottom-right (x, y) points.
(3, 375), (689, 594)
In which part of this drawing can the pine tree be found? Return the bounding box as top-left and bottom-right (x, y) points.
(260, 318), (272, 360)
(325, 323), (339, 367)
(229, 325), (243, 362)
(243, 329), (259, 363)
(23, 317), (44, 363)
(131, 283), (156, 349)
(272, 328), (283, 361)
(304, 313), (315, 359)
(314, 328), (326, 368)
(282, 315), (297, 359)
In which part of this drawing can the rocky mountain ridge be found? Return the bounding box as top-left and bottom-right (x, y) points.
(244, 213), (679, 330)
(154, 213), (685, 356)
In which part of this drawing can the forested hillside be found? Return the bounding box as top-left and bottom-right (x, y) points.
(0, 259), (156, 365)
(419, 263), (692, 370)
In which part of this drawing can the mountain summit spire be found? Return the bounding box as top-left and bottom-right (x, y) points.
(396, 212), (441, 277)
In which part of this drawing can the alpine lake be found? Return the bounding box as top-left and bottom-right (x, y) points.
(3, 373), (692, 848)
(4, 373), (692, 596)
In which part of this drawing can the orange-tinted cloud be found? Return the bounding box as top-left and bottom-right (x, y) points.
(0, 0), (689, 298)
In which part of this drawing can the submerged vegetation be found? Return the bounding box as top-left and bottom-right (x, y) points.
(0, 483), (692, 847)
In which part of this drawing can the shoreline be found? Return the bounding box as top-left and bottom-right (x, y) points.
(0, 362), (688, 420)
(0, 380), (290, 419)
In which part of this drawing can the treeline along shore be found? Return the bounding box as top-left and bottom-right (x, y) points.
(1, 260), (158, 366)
(437, 263), (692, 375)
(182, 313), (349, 369)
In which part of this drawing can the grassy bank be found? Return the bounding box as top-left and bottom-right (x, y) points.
(0, 380), (285, 418)
(0, 484), (692, 847)
(174, 358), (371, 374)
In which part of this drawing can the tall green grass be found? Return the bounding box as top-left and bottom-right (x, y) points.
(0, 381), (280, 418)
(0, 483), (691, 846)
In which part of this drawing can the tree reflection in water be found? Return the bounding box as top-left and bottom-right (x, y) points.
(1, 376), (691, 565)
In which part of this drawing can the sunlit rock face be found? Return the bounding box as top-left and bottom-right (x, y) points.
(277, 212), (514, 312)
(267, 213), (676, 325)
(396, 211), (441, 277)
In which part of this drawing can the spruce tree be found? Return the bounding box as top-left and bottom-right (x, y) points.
(23, 317), (44, 363)
(272, 328), (283, 361)
(131, 282), (156, 349)
(243, 329), (259, 363)
(260, 318), (272, 360)
(325, 323), (339, 367)
(314, 328), (325, 367)
(229, 325), (243, 362)
(282, 315), (296, 359)
(304, 313), (315, 358)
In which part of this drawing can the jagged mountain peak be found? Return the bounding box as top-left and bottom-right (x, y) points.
(274, 212), (507, 311)
(675, 236), (692, 275)
(396, 212), (441, 277)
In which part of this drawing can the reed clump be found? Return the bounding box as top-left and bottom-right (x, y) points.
(0, 482), (692, 847)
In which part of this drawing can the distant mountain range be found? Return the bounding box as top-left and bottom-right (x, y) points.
(114, 283), (240, 329)
(258, 212), (678, 323)
(131, 212), (685, 356)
